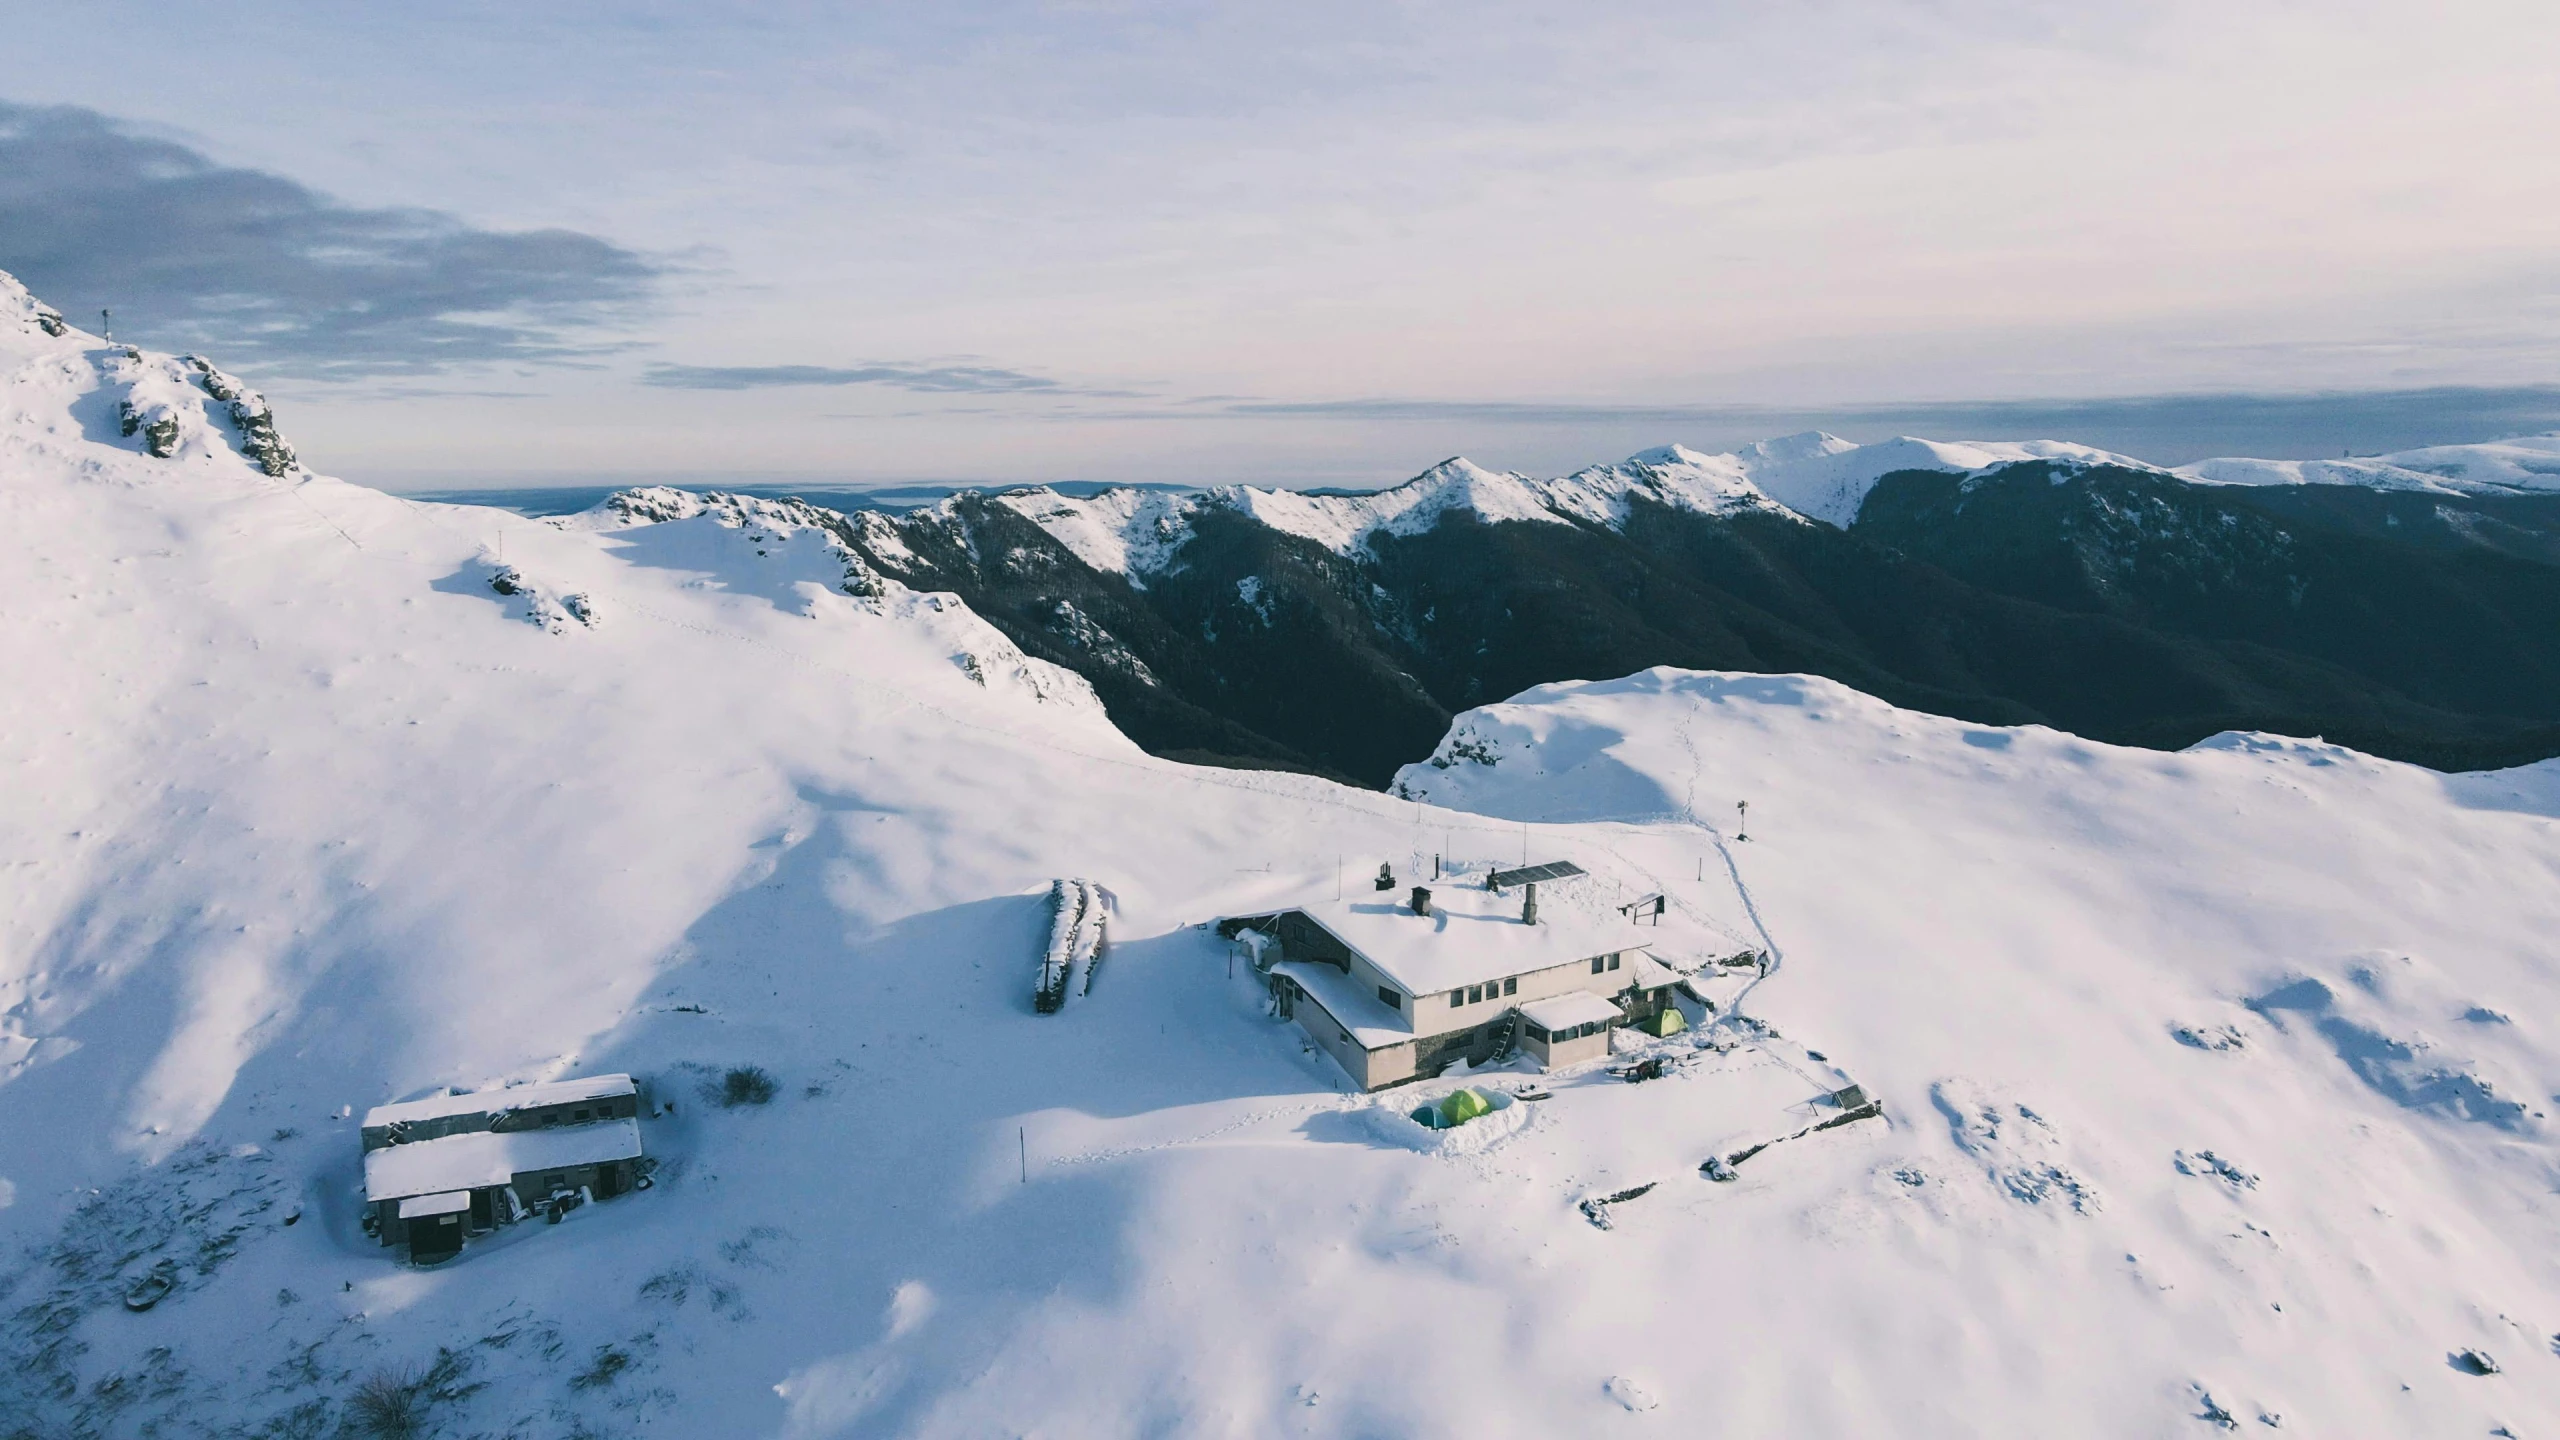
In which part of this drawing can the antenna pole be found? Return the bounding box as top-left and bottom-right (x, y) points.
(1019, 1127), (1027, 1185)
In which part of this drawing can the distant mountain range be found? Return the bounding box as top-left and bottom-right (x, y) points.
(793, 432), (2560, 783)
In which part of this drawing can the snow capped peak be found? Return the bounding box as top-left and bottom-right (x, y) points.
(991, 484), (1198, 585)
(1624, 441), (1774, 472)
(1621, 443), (1713, 468)
(1730, 430), (1859, 465)
(1410, 454), (1514, 485)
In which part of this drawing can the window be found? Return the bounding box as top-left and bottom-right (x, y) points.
(1378, 985), (1401, 1009)
(1525, 1023), (1549, 1041)
(1607, 954), (1621, 971)
(574, 1109), (590, 1121)
(1503, 977), (1517, 996)
(1591, 957), (1605, 974)
(1466, 984), (1483, 1004)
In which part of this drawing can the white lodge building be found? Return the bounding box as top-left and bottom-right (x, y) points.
(1228, 868), (1679, 1091)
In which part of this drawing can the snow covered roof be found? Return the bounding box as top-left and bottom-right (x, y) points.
(1518, 991), (1624, 1032)
(363, 1074), (635, 1131)
(1626, 952), (1681, 990)
(1268, 958), (1416, 1047)
(1292, 886), (1649, 998)
(363, 1117), (643, 1201)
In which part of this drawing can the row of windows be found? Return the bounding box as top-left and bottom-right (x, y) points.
(1368, 954), (1625, 1014)
(1524, 1020), (1609, 1043)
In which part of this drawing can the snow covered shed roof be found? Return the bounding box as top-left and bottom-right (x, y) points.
(1268, 957), (1416, 1046)
(363, 1073), (635, 1131)
(1291, 887), (1649, 997)
(397, 1191), (472, 1220)
(363, 1116), (643, 1202)
(1519, 991), (1626, 1032)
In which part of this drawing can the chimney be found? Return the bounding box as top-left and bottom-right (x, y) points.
(1375, 862), (1395, 892)
(1522, 881), (1539, 926)
(1411, 886), (1432, 917)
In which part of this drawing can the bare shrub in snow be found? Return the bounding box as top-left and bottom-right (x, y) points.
(713, 1066), (777, 1107)
(570, 1344), (633, 1389)
(347, 1367), (424, 1439)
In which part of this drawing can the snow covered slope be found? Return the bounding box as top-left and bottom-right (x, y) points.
(8, 265), (2560, 1437)
(1393, 669), (2560, 1433)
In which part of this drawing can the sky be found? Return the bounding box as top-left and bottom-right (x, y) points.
(3, 0), (2558, 492)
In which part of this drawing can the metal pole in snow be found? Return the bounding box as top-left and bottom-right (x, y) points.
(1019, 1127), (1026, 1185)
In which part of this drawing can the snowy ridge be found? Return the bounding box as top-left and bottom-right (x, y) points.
(1730, 433), (2150, 527)
(556, 484), (1112, 715)
(964, 428), (2560, 583)
(2177, 433), (2560, 495)
(0, 271), (301, 482)
(992, 486), (1195, 583)
(974, 432), (2158, 578)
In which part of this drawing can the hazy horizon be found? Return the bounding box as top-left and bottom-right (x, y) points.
(5, 2), (2555, 488)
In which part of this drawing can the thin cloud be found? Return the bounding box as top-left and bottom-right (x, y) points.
(642, 361), (1063, 393)
(1220, 398), (1746, 423)
(0, 100), (658, 376)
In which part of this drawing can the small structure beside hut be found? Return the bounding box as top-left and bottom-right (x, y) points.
(1224, 860), (1680, 1091)
(360, 1073), (649, 1264)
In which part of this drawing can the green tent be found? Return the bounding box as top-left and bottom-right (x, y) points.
(1439, 1088), (1494, 1127)
(1646, 1007), (1687, 1038)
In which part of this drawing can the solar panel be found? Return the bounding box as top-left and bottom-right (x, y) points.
(1488, 860), (1585, 888)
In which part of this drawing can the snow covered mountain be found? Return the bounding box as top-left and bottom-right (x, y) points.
(965, 430), (2560, 590)
(2179, 434), (2560, 496)
(6, 268), (2560, 1436)
(824, 436), (2560, 786)
(983, 433), (2156, 581)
